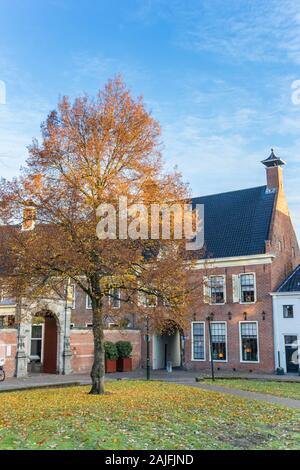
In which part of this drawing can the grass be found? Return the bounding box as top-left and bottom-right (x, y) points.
(202, 379), (300, 400)
(0, 380), (299, 450)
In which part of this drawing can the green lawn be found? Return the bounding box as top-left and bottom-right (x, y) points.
(203, 379), (300, 400)
(0, 381), (299, 450)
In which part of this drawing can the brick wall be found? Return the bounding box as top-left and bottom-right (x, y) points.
(266, 166), (300, 290)
(269, 209), (300, 291)
(70, 290), (93, 327)
(183, 263), (274, 373)
(0, 329), (17, 377)
(138, 262), (277, 373)
(70, 328), (141, 373)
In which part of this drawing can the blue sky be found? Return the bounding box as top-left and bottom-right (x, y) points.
(1, 0), (300, 233)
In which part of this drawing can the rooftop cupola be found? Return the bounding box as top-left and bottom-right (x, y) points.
(261, 148), (285, 191)
(261, 148), (286, 168)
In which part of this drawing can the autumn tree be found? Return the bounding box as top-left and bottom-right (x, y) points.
(0, 78), (200, 394)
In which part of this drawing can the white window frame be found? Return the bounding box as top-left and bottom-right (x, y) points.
(86, 295), (92, 310)
(239, 321), (260, 363)
(239, 272), (256, 304)
(30, 323), (44, 363)
(283, 305), (294, 319)
(209, 321), (228, 362)
(108, 322), (119, 329)
(209, 275), (226, 305)
(191, 321), (206, 361)
(85, 323), (93, 328)
(109, 287), (121, 309)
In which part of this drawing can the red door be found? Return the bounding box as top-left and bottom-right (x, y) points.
(43, 316), (58, 374)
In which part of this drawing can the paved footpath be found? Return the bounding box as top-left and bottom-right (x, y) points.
(187, 382), (300, 410)
(1, 370), (300, 410)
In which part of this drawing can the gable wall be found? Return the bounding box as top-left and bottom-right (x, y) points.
(268, 191), (300, 291)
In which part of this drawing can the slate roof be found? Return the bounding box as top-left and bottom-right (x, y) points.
(192, 185), (276, 258)
(0, 186), (276, 263)
(277, 265), (300, 292)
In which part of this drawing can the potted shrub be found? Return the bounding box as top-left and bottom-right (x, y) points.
(104, 341), (118, 373)
(116, 341), (133, 372)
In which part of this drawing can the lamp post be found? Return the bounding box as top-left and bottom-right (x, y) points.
(206, 313), (215, 382)
(145, 315), (150, 380)
(62, 278), (72, 375)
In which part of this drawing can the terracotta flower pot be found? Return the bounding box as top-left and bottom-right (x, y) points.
(105, 359), (117, 373)
(117, 357), (132, 372)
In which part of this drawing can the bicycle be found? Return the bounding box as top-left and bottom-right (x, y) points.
(0, 358), (5, 382)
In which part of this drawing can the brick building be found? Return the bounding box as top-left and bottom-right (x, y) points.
(0, 150), (299, 376)
(144, 150), (300, 373)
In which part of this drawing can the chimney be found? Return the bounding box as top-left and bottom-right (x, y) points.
(261, 148), (286, 192)
(22, 204), (36, 231)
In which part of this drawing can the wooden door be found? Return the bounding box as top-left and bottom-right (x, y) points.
(43, 316), (58, 374)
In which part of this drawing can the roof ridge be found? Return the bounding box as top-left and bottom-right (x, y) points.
(192, 185), (267, 200)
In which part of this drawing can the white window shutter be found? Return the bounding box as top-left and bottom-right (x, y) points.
(232, 275), (240, 303)
(203, 276), (210, 304)
(223, 275), (227, 303)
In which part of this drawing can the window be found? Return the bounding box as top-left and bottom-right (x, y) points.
(192, 322), (205, 360)
(109, 288), (121, 309)
(86, 323), (93, 328)
(0, 315), (15, 328)
(283, 305), (294, 319)
(0, 290), (15, 306)
(210, 276), (225, 304)
(86, 295), (92, 309)
(284, 335), (297, 346)
(240, 322), (259, 362)
(70, 323), (75, 329)
(139, 291), (158, 308)
(211, 322), (227, 361)
(30, 324), (43, 362)
(240, 274), (256, 303)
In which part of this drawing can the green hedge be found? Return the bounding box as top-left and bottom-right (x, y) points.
(104, 341), (118, 360)
(116, 341), (133, 359)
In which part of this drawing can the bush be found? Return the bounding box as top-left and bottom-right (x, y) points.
(104, 341), (118, 360)
(116, 341), (133, 359)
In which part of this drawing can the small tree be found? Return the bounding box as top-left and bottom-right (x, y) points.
(104, 342), (118, 360)
(0, 77), (200, 394)
(116, 341), (133, 359)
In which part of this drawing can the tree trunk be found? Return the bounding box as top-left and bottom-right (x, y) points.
(89, 296), (105, 395)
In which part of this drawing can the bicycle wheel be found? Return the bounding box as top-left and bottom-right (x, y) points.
(0, 368), (5, 382)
